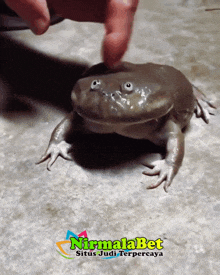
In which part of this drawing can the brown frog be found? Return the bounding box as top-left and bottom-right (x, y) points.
(37, 62), (215, 192)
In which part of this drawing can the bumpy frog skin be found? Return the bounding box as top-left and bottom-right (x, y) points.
(37, 62), (215, 192)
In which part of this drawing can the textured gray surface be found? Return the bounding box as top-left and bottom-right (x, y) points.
(1, 1), (220, 274)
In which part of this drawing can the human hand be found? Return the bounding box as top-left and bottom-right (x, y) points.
(5, 0), (139, 67)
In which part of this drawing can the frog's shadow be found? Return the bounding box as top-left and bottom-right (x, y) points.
(69, 133), (165, 170)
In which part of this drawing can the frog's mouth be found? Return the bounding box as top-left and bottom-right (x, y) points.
(72, 88), (174, 124)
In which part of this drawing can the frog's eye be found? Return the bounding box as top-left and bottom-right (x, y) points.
(91, 79), (101, 90)
(122, 82), (134, 93)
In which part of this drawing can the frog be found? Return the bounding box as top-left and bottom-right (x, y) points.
(37, 62), (215, 192)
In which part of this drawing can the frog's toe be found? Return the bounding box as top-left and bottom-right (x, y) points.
(47, 152), (59, 171)
(141, 153), (162, 168)
(36, 153), (50, 165)
(164, 181), (171, 193)
(46, 149), (73, 171)
(163, 173), (173, 193)
(146, 180), (163, 190)
(39, 146), (61, 170)
(195, 104), (202, 117)
(60, 151), (73, 161)
(146, 170), (167, 190)
(196, 100), (211, 123)
(36, 146), (55, 165)
(37, 141), (73, 170)
(142, 166), (160, 176)
(142, 159), (164, 177)
(193, 86), (217, 124)
(144, 160), (177, 192)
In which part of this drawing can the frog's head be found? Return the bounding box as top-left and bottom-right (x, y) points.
(71, 64), (173, 124)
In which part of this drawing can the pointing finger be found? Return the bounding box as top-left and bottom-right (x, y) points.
(103, 0), (139, 67)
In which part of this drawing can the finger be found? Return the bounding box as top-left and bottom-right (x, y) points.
(5, 0), (50, 34)
(103, 0), (139, 67)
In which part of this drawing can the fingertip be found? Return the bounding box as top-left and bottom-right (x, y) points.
(102, 33), (128, 67)
(31, 18), (50, 35)
(103, 0), (139, 67)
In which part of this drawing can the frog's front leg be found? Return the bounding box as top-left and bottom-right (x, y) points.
(142, 121), (184, 192)
(37, 112), (77, 170)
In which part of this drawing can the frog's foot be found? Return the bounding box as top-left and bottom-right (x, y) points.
(192, 85), (216, 124)
(142, 159), (177, 192)
(36, 141), (73, 171)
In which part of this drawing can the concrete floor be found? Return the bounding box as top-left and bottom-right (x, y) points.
(0, 1), (220, 274)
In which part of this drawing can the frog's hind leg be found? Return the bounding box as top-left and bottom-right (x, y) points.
(192, 84), (216, 124)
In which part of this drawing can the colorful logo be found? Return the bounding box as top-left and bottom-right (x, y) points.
(56, 230), (164, 259)
(56, 230), (87, 259)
